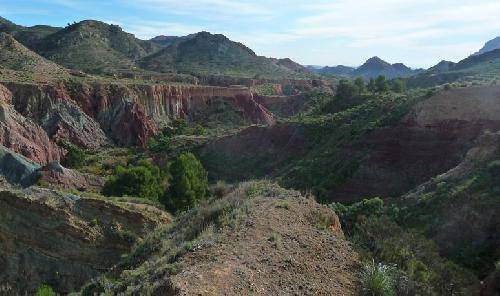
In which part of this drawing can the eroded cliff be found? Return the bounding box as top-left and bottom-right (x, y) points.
(3, 80), (276, 150)
(0, 186), (171, 294)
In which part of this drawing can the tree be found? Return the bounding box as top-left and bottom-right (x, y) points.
(336, 79), (358, 100)
(61, 141), (87, 168)
(391, 79), (406, 93)
(102, 160), (166, 201)
(354, 77), (366, 94)
(36, 285), (58, 296)
(368, 78), (376, 93)
(375, 75), (389, 92)
(162, 152), (208, 213)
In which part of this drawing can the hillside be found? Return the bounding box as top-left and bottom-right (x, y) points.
(0, 16), (60, 48)
(408, 49), (500, 88)
(2, 18), (312, 79)
(0, 183), (171, 294)
(474, 36), (500, 56)
(150, 34), (194, 47)
(312, 57), (421, 79)
(82, 181), (360, 295)
(0, 32), (68, 79)
(352, 56), (420, 78)
(314, 65), (355, 76)
(140, 31), (309, 78)
(33, 20), (159, 74)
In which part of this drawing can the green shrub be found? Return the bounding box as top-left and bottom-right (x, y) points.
(361, 260), (396, 296)
(210, 180), (232, 198)
(487, 160), (500, 180)
(148, 119), (207, 152)
(376, 76), (390, 92)
(161, 152), (208, 213)
(336, 79), (359, 100)
(390, 79), (406, 93)
(102, 160), (166, 201)
(330, 197), (385, 235)
(81, 282), (105, 296)
(36, 285), (58, 296)
(61, 141), (87, 168)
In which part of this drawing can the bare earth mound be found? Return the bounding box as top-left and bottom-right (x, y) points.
(106, 181), (360, 295)
(173, 194), (360, 295)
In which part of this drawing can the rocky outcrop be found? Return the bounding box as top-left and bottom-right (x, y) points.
(4, 82), (111, 149)
(0, 84), (64, 164)
(0, 146), (40, 186)
(37, 161), (105, 191)
(4, 80), (276, 148)
(0, 187), (171, 294)
(124, 84), (276, 125)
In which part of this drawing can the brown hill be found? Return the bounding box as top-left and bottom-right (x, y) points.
(92, 181), (360, 295)
(0, 32), (67, 78)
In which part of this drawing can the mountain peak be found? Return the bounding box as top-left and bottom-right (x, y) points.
(0, 17), (20, 31)
(353, 56), (418, 78)
(358, 56), (392, 70)
(474, 36), (500, 56)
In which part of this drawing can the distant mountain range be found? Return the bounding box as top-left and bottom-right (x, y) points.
(309, 56), (423, 79)
(1, 16), (499, 82)
(0, 17), (310, 78)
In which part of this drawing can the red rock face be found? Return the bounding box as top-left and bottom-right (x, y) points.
(124, 84), (276, 125)
(0, 84), (64, 165)
(4, 80), (277, 149)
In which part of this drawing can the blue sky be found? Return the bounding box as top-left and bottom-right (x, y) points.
(2, 0), (500, 68)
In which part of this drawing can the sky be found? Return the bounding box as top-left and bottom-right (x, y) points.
(2, 0), (500, 68)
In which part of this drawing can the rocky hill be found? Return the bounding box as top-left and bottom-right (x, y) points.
(352, 56), (420, 79)
(312, 57), (421, 79)
(314, 65), (355, 76)
(140, 31), (309, 78)
(0, 16), (60, 48)
(33, 20), (159, 74)
(473, 36), (500, 56)
(408, 48), (500, 88)
(0, 32), (68, 78)
(82, 181), (360, 295)
(1, 18), (311, 79)
(0, 184), (171, 294)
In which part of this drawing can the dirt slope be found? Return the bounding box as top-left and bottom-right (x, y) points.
(105, 181), (360, 295)
(0, 186), (171, 294)
(173, 196), (358, 295)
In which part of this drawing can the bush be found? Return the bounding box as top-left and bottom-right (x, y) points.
(102, 160), (166, 201)
(148, 119), (207, 152)
(336, 79), (359, 100)
(61, 141), (87, 168)
(390, 79), (406, 93)
(81, 282), (105, 296)
(36, 285), (58, 296)
(376, 76), (389, 92)
(487, 160), (500, 180)
(361, 260), (396, 296)
(161, 152), (208, 213)
(210, 180), (232, 198)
